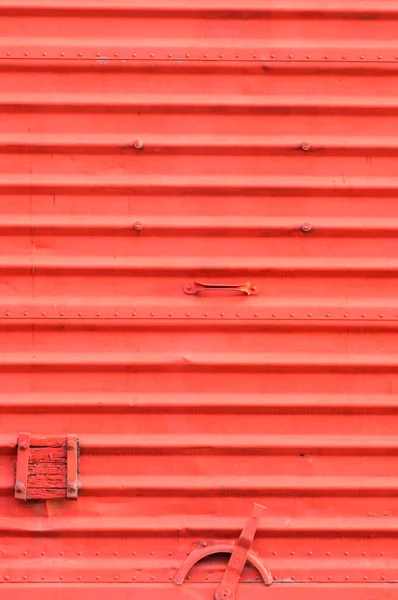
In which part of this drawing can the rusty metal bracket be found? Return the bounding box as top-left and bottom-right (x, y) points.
(66, 434), (79, 500)
(183, 281), (259, 296)
(174, 503), (272, 599)
(15, 432), (30, 500)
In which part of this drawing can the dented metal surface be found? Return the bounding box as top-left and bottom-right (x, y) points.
(0, 0), (398, 598)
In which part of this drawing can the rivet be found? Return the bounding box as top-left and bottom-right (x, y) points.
(291, 551), (295, 555)
(23, 575), (27, 580)
(150, 551), (154, 556)
(96, 53), (101, 57)
(344, 313), (348, 318)
(97, 312), (101, 317)
(6, 311), (10, 316)
(150, 53), (154, 58)
(78, 552), (82, 556)
(236, 313), (240, 317)
(133, 53), (136, 58)
(381, 552), (385, 556)
(308, 313), (312, 318)
(310, 576), (314, 580)
(324, 55), (328, 59)
(169, 312), (173, 317)
(150, 312), (155, 317)
(133, 221), (143, 230)
(288, 54), (293, 59)
(271, 54), (275, 59)
(346, 576), (349, 580)
(67, 482), (77, 492)
(132, 552), (136, 556)
(254, 313), (259, 317)
(301, 143), (311, 152)
(132, 312), (136, 317)
(186, 284), (191, 290)
(306, 55), (311, 59)
(273, 576), (278, 580)
(204, 54), (208, 58)
(60, 312), (64, 317)
(360, 55), (364, 60)
(41, 552), (46, 556)
(78, 576), (82, 580)
(96, 552), (100, 556)
(328, 576), (332, 580)
(378, 55), (382, 60)
(272, 551), (276, 555)
(308, 551), (312, 555)
(186, 312), (191, 317)
(133, 140), (144, 149)
(24, 311), (28, 316)
(219, 54), (223, 58)
(364, 576), (368, 581)
(41, 576), (45, 580)
(23, 552), (28, 556)
(78, 52), (83, 57)
(326, 313), (330, 318)
(115, 312), (118, 317)
(362, 313), (366, 318)
(291, 576), (295, 580)
(168, 53), (172, 58)
(345, 551), (349, 556)
(342, 54), (346, 59)
(272, 313), (276, 317)
(363, 552), (367, 556)
(78, 312), (82, 317)
(290, 313), (294, 318)
(114, 53), (118, 58)
(236, 54), (240, 59)
(204, 312), (208, 317)
(6, 52), (10, 57)
(114, 576), (118, 580)
(382, 576), (386, 580)
(220, 312), (224, 317)
(42, 52), (47, 57)
(42, 311), (46, 316)
(253, 54), (257, 59)
(133, 576), (136, 580)
(186, 53), (190, 58)
(15, 482), (25, 493)
(60, 552), (64, 556)
(19, 441), (28, 451)
(96, 576), (100, 580)
(380, 314), (383, 318)
(4, 575), (9, 581)
(25, 52), (29, 57)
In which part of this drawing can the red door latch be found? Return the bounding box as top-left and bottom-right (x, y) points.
(174, 503), (272, 599)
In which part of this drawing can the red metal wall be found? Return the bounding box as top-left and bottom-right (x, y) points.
(1, 1), (398, 598)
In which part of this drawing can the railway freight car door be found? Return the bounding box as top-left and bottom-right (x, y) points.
(0, 2), (398, 600)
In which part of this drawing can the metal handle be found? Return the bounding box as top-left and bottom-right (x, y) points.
(183, 281), (259, 296)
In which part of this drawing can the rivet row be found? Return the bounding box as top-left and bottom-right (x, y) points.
(1, 51), (398, 63)
(0, 311), (394, 320)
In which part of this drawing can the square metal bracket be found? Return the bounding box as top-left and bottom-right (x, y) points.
(15, 432), (79, 501)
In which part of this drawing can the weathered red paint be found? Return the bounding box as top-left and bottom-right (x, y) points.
(0, 0), (398, 598)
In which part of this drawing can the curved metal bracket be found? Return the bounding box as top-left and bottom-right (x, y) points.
(174, 542), (273, 586)
(174, 503), (273, 599)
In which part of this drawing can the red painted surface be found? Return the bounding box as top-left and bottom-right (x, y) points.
(1, 1), (398, 598)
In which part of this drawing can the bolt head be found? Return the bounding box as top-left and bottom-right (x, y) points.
(67, 482), (77, 492)
(301, 142), (311, 151)
(133, 139), (144, 149)
(67, 441), (75, 451)
(133, 222), (143, 231)
(15, 482), (25, 493)
(301, 223), (312, 232)
(19, 441), (28, 451)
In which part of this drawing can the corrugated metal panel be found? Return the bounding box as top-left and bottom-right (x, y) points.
(1, 2), (398, 598)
